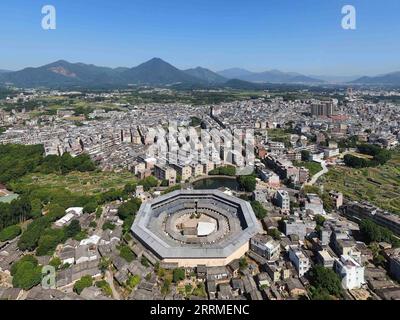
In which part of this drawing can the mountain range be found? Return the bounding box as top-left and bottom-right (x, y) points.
(350, 71), (400, 85)
(217, 68), (323, 84)
(0, 58), (399, 88)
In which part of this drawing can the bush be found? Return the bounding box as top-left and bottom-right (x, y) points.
(138, 176), (158, 191)
(117, 198), (141, 221)
(119, 245), (135, 263)
(209, 165), (236, 176)
(95, 280), (112, 296)
(251, 201), (268, 220)
(172, 268), (185, 283)
(64, 220), (81, 239)
(73, 275), (93, 295)
(314, 215), (326, 227)
(0, 225), (21, 242)
(83, 201), (98, 214)
(161, 185), (181, 195)
(141, 256), (150, 267)
(239, 257), (248, 270)
(102, 221), (116, 231)
(49, 257), (62, 270)
(127, 275), (141, 288)
(161, 279), (171, 295)
(267, 228), (281, 240)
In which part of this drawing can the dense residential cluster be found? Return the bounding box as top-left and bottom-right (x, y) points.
(0, 86), (400, 300)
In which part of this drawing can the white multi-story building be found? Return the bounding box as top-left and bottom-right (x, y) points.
(289, 245), (310, 277)
(276, 190), (290, 212)
(250, 234), (281, 261)
(334, 255), (365, 290)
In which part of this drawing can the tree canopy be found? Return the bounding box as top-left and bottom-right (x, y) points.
(309, 265), (343, 300)
(251, 201), (268, 220)
(11, 255), (42, 290)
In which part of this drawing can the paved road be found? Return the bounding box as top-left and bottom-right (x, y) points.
(105, 270), (121, 300)
(305, 160), (328, 186)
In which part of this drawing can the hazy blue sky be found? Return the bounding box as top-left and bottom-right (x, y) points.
(0, 0), (399, 75)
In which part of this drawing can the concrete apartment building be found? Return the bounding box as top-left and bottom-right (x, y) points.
(154, 164), (177, 186)
(334, 255), (365, 290)
(250, 234), (281, 261)
(276, 190), (290, 213)
(171, 163), (192, 182)
(288, 246), (311, 277)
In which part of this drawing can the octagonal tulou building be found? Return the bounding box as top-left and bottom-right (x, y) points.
(131, 189), (262, 267)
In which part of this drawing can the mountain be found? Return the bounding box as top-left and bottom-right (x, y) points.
(239, 69), (323, 84)
(218, 68), (323, 84)
(217, 68), (254, 79)
(351, 71), (400, 85)
(0, 58), (327, 88)
(222, 79), (265, 90)
(184, 67), (227, 84)
(308, 74), (361, 83)
(0, 69), (12, 74)
(121, 58), (203, 85)
(0, 58), (205, 87)
(1, 60), (124, 87)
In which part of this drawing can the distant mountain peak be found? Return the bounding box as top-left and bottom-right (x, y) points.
(184, 67), (226, 84)
(351, 71), (400, 85)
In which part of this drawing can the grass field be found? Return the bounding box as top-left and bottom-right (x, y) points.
(294, 161), (323, 176)
(322, 152), (400, 214)
(339, 152), (374, 160)
(267, 128), (292, 147)
(11, 171), (137, 195)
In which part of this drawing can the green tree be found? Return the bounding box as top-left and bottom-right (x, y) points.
(36, 228), (65, 256)
(49, 257), (62, 270)
(138, 176), (158, 191)
(301, 150), (310, 161)
(238, 175), (256, 192)
(117, 198), (141, 221)
(251, 201), (268, 220)
(83, 201), (98, 214)
(102, 221), (116, 231)
(11, 255), (41, 290)
(119, 245), (135, 263)
(161, 279), (171, 295)
(95, 280), (112, 296)
(267, 228), (281, 240)
(309, 265), (343, 299)
(99, 257), (111, 274)
(73, 275), (93, 295)
(18, 217), (50, 251)
(0, 225), (21, 242)
(127, 275), (141, 288)
(314, 215), (326, 227)
(172, 268), (185, 283)
(239, 257), (248, 270)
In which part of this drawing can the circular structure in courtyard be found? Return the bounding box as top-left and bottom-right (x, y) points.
(131, 189), (261, 267)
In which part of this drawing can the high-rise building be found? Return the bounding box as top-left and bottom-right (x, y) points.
(311, 101), (334, 117)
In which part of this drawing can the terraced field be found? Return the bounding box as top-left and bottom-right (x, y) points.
(11, 171), (137, 195)
(322, 152), (400, 214)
